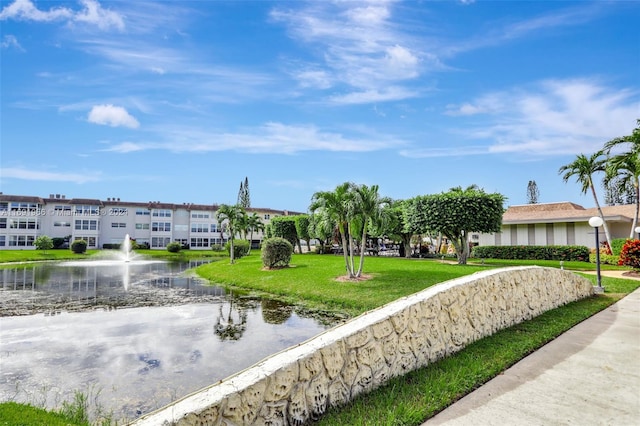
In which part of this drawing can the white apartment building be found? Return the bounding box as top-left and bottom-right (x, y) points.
(0, 193), (296, 250)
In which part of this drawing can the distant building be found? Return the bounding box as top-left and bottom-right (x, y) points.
(0, 193), (299, 250)
(475, 202), (637, 249)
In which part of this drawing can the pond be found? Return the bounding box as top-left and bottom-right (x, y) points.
(0, 258), (338, 422)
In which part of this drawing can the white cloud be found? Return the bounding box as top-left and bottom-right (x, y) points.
(0, 0), (124, 30)
(73, 0), (124, 31)
(88, 104), (140, 128)
(1, 34), (23, 50)
(0, 0), (72, 22)
(438, 79), (640, 157)
(103, 122), (404, 155)
(329, 86), (419, 105)
(271, 1), (424, 102)
(2, 167), (101, 184)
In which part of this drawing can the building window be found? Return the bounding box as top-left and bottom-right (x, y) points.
(0, 202), (7, 211)
(9, 219), (39, 229)
(111, 222), (127, 228)
(0, 218), (6, 229)
(190, 237), (210, 248)
(136, 223), (150, 230)
(175, 239), (188, 246)
(152, 222), (171, 232)
(54, 205), (72, 213)
(75, 205), (99, 215)
(152, 209), (172, 217)
(136, 209), (150, 216)
(264, 214), (270, 220)
(0, 236), (5, 246)
(210, 223), (218, 232)
(174, 224), (188, 232)
(191, 223), (209, 233)
(74, 220), (99, 230)
(151, 237), (170, 248)
(54, 221), (71, 227)
(9, 235), (35, 246)
(191, 212), (210, 219)
(10, 202), (40, 211)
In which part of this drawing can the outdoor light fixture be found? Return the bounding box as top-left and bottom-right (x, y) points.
(635, 226), (640, 240)
(589, 216), (604, 290)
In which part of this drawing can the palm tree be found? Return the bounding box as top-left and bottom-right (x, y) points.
(604, 120), (640, 238)
(559, 151), (613, 247)
(350, 184), (391, 277)
(310, 182), (356, 278)
(216, 204), (245, 264)
(245, 212), (264, 254)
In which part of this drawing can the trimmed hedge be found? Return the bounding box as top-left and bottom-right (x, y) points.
(225, 239), (250, 259)
(166, 242), (182, 253)
(71, 240), (87, 254)
(472, 245), (589, 262)
(261, 237), (293, 268)
(610, 238), (627, 256)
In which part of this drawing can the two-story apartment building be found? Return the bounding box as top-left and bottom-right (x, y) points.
(0, 193), (297, 250)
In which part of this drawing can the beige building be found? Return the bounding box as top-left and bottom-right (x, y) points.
(0, 193), (298, 250)
(476, 202), (638, 249)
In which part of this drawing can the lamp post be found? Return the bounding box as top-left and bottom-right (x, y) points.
(635, 226), (640, 240)
(589, 216), (604, 290)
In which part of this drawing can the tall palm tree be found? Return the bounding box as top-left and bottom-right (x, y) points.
(216, 204), (245, 264)
(604, 120), (640, 238)
(310, 182), (356, 278)
(559, 151), (612, 247)
(350, 184), (391, 277)
(245, 212), (264, 254)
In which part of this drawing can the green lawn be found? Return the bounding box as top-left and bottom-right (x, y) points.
(1, 250), (637, 425)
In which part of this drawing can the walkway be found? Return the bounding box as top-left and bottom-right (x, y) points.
(423, 278), (640, 426)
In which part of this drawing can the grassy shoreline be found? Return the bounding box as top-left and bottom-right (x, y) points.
(1, 250), (638, 425)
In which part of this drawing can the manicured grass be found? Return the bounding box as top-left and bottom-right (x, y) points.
(0, 249), (99, 264)
(0, 401), (89, 426)
(467, 257), (627, 271)
(196, 253), (489, 316)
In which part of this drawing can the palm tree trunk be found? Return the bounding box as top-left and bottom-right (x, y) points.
(356, 226), (367, 277)
(631, 179), (639, 239)
(590, 182), (613, 249)
(339, 223), (354, 277)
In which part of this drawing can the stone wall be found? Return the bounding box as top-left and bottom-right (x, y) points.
(133, 266), (594, 426)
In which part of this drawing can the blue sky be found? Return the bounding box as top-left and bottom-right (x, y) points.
(1, 0), (639, 213)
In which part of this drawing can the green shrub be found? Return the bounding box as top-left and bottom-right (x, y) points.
(472, 245), (589, 261)
(52, 237), (67, 249)
(610, 238), (627, 256)
(166, 242), (182, 253)
(225, 239), (250, 259)
(211, 244), (223, 252)
(71, 240), (87, 254)
(261, 237), (293, 268)
(618, 239), (640, 269)
(34, 235), (53, 251)
(588, 253), (619, 265)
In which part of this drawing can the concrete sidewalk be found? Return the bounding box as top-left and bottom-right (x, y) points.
(423, 286), (640, 426)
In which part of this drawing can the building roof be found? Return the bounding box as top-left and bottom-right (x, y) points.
(503, 202), (637, 224)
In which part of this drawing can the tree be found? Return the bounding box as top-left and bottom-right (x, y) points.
(34, 235), (53, 253)
(404, 187), (505, 264)
(270, 216), (300, 252)
(294, 215), (312, 252)
(526, 180), (540, 204)
(308, 210), (335, 253)
(244, 212), (264, 254)
(310, 182), (356, 278)
(349, 184), (391, 276)
(237, 176), (251, 208)
(559, 151), (612, 247)
(216, 204), (246, 264)
(604, 120), (640, 238)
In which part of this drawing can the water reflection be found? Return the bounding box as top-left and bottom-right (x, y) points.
(0, 260), (337, 422)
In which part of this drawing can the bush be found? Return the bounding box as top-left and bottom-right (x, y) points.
(225, 239), (250, 259)
(472, 245), (589, 261)
(34, 235), (53, 251)
(610, 238), (627, 256)
(618, 239), (640, 269)
(261, 237), (293, 268)
(71, 240), (87, 254)
(166, 242), (182, 253)
(52, 237), (67, 249)
(211, 244), (223, 252)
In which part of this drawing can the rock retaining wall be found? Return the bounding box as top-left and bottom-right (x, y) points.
(133, 266), (594, 426)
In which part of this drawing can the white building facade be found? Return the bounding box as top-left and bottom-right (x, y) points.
(0, 193), (293, 250)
